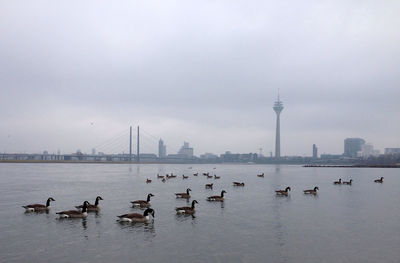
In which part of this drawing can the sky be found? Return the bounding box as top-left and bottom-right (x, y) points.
(0, 0), (399, 156)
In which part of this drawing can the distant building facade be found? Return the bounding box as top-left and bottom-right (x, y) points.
(344, 138), (365, 157)
(358, 143), (380, 157)
(158, 139), (166, 158)
(178, 142), (194, 158)
(384, 148), (400, 155)
(312, 144), (318, 158)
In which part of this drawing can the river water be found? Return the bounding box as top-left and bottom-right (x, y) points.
(0, 163), (399, 262)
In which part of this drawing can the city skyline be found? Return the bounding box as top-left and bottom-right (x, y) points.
(1, 1), (399, 155)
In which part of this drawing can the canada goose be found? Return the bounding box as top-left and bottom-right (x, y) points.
(193, 173), (198, 176)
(205, 183), (213, 189)
(146, 179), (152, 183)
(182, 175), (189, 179)
(167, 174), (177, 179)
(374, 177), (384, 183)
(75, 196), (103, 212)
(233, 182), (245, 187)
(207, 174), (213, 179)
(117, 208), (155, 223)
(275, 187), (291, 196)
(257, 173), (264, 177)
(176, 200), (198, 214)
(162, 178), (166, 183)
(333, 179), (342, 185)
(175, 188), (191, 199)
(343, 179), (353, 185)
(207, 190), (227, 202)
(22, 197), (55, 212)
(203, 172), (209, 176)
(214, 175), (220, 179)
(131, 194), (154, 208)
(157, 174), (165, 179)
(57, 201), (89, 218)
(304, 187), (319, 195)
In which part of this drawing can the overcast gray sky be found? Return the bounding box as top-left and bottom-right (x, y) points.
(1, 0), (399, 156)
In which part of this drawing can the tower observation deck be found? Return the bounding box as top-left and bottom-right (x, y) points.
(273, 94), (284, 158)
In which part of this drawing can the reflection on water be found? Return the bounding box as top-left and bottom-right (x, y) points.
(1, 164), (400, 263)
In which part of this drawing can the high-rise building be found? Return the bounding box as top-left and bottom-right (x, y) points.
(344, 138), (365, 157)
(178, 141), (194, 157)
(158, 139), (166, 158)
(312, 144), (318, 158)
(273, 93), (284, 158)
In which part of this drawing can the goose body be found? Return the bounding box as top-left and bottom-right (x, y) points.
(146, 179), (152, 183)
(182, 175), (189, 179)
(214, 175), (220, 179)
(276, 187), (291, 196)
(304, 187), (319, 195)
(175, 188), (191, 199)
(207, 190), (226, 202)
(57, 201), (89, 218)
(343, 179), (353, 185)
(334, 179), (342, 185)
(176, 200), (198, 214)
(162, 178), (166, 183)
(131, 194), (154, 208)
(257, 173), (264, 177)
(75, 196), (103, 212)
(207, 175), (212, 178)
(23, 197), (55, 212)
(118, 208), (155, 223)
(374, 177), (384, 183)
(157, 174), (165, 179)
(193, 173), (198, 176)
(203, 172), (209, 176)
(205, 183), (213, 189)
(233, 182), (245, 187)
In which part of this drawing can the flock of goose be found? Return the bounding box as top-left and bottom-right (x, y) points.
(22, 171), (385, 223)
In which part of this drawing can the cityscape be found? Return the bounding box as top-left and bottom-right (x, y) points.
(2, 95), (399, 166)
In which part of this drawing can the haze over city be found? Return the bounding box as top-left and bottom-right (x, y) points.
(1, 1), (399, 156)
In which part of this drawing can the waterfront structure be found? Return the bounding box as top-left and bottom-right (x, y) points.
(344, 138), (365, 157)
(158, 139), (167, 158)
(312, 144), (318, 158)
(273, 93), (284, 158)
(358, 143), (380, 157)
(384, 148), (400, 154)
(178, 142), (194, 158)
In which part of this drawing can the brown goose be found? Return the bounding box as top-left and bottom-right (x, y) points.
(146, 179), (152, 183)
(176, 200), (198, 215)
(374, 177), (384, 183)
(206, 174), (213, 179)
(131, 194), (154, 208)
(257, 173), (264, 177)
(275, 187), (291, 196)
(333, 179), (342, 185)
(22, 197), (55, 212)
(203, 172), (209, 176)
(205, 183), (213, 189)
(214, 175), (221, 179)
(193, 173), (198, 176)
(75, 196), (103, 212)
(207, 190), (227, 202)
(175, 188), (191, 199)
(162, 178), (166, 183)
(57, 201), (89, 218)
(233, 182), (245, 187)
(182, 175), (189, 179)
(117, 208), (155, 223)
(157, 174), (165, 179)
(343, 179), (353, 185)
(304, 187), (319, 195)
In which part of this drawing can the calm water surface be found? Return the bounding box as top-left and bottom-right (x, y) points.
(0, 164), (399, 263)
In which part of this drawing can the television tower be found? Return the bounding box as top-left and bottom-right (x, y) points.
(273, 92), (284, 158)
